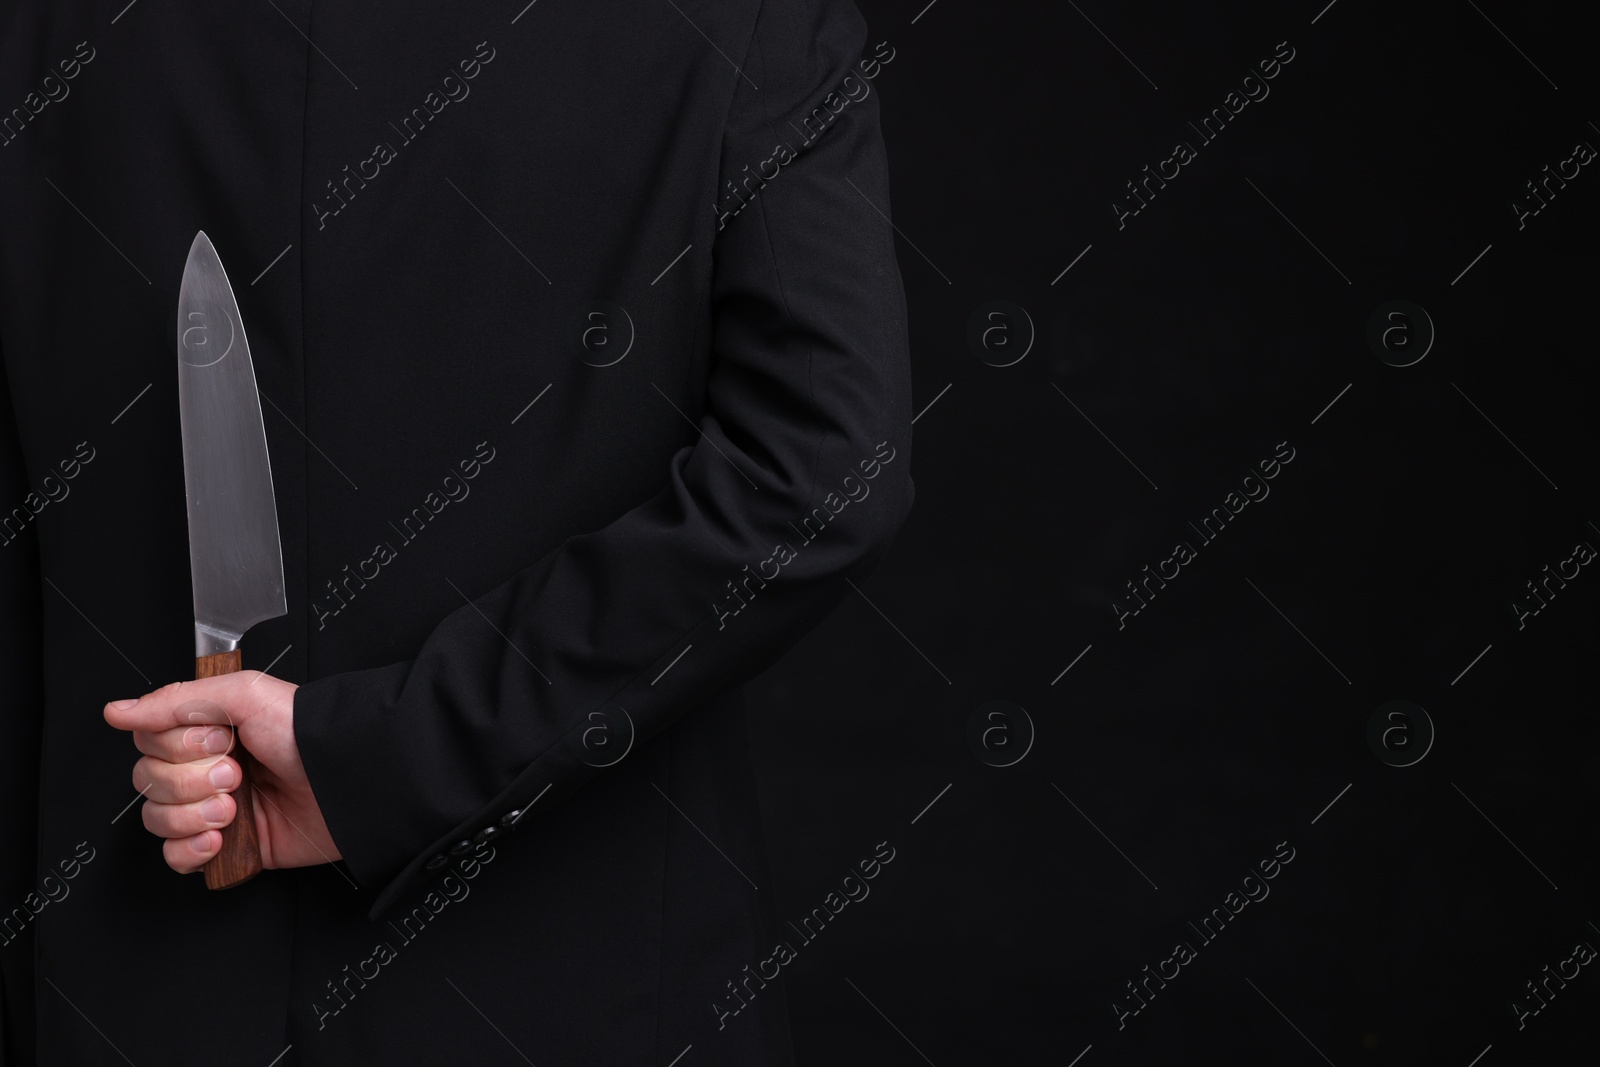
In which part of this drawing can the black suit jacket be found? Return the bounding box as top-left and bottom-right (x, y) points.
(0, 2), (912, 1063)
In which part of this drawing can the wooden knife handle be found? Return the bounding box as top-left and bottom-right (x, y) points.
(196, 649), (263, 890)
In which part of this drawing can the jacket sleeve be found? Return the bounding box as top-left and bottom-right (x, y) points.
(0, 345), (44, 1065)
(292, 0), (914, 917)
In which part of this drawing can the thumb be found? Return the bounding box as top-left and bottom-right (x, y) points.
(104, 676), (251, 734)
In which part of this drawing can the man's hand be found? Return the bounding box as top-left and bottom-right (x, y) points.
(104, 672), (341, 875)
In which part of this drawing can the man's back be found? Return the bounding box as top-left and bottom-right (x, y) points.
(0, 2), (912, 1062)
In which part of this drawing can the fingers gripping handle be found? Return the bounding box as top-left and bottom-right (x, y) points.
(195, 649), (263, 889)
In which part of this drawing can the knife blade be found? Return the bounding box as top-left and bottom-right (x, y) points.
(177, 230), (287, 890)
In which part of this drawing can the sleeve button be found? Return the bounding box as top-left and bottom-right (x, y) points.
(474, 826), (501, 845)
(499, 809), (523, 829)
(447, 839), (475, 856)
(424, 854), (449, 870)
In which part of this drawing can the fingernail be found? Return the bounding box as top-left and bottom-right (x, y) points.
(111, 699), (138, 711)
(208, 762), (235, 789)
(190, 832), (213, 854)
(201, 796), (228, 823)
(202, 728), (231, 754)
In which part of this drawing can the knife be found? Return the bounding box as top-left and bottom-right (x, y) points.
(176, 231), (287, 890)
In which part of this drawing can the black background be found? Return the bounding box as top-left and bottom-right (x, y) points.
(747, 1), (1599, 1063)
